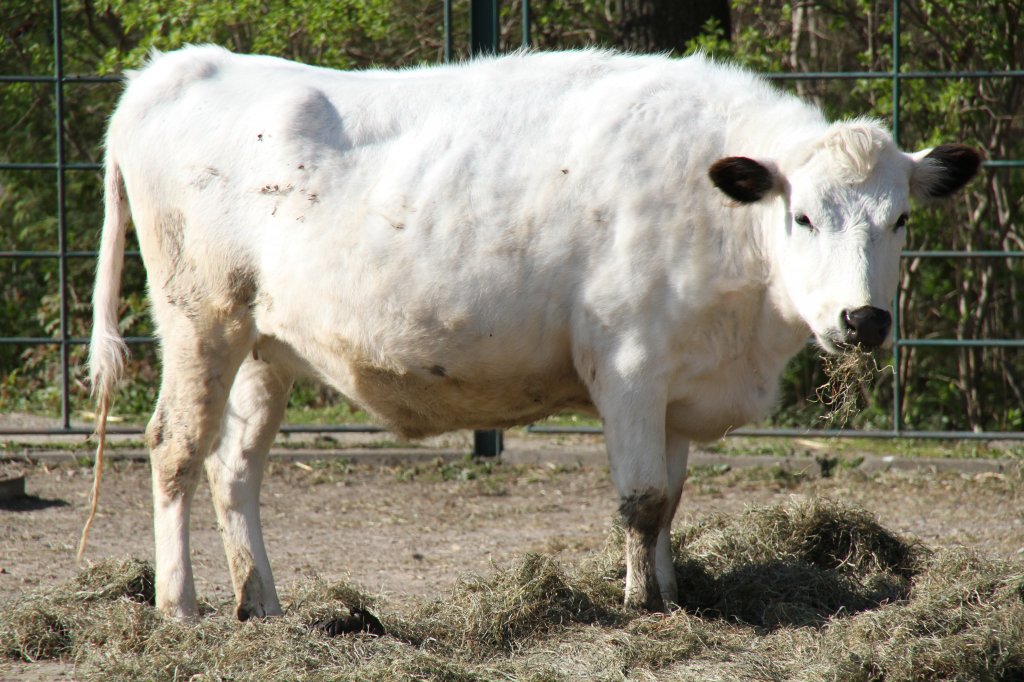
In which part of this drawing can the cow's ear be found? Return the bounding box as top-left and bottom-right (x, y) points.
(708, 156), (780, 203)
(910, 144), (982, 200)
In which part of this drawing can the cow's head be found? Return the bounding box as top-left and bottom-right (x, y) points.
(709, 121), (981, 352)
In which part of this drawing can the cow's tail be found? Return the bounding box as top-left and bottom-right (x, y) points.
(79, 146), (131, 563)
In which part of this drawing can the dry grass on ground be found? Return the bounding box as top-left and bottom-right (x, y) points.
(3, 497), (1023, 681)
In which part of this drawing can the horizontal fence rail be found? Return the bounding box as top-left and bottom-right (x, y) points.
(526, 424), (1024, 440)
(0, 0), (1020, 444)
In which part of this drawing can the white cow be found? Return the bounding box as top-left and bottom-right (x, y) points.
(88, 46), (980, 620)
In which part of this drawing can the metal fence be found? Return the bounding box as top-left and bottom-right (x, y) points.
(1, 0), (1021, 447)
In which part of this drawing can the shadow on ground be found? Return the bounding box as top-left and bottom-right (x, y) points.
(0, 495), (70, 512)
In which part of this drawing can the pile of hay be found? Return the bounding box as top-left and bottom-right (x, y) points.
(4, 497), (1023, 680)
(676, 498), (919, 627)
(1, 558), (156, 663)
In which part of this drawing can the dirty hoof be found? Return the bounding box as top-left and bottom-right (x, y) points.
(308, 607), (385, 637)
(625, 591), (667, 613)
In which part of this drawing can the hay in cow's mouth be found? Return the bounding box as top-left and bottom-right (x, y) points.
(816, 347), (892, 427)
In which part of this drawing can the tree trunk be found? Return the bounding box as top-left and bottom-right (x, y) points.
(617, 0), (731, 53)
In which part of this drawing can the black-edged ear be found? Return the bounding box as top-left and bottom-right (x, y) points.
(708, 156), (779, 203)
(910, 144), (982, 200)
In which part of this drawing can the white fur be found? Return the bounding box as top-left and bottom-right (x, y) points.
(89, 46), (967, 617)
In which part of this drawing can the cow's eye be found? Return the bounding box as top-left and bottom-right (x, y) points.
(794, 213), (814, 230)
(894, 213), (909, 230)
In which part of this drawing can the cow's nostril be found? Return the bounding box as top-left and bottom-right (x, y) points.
(841, 306), (892, 348)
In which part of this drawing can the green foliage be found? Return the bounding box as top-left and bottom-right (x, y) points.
(284, 381), (374, 426)
(1, 0), (1020, 433)
(96, 0), (393, 71)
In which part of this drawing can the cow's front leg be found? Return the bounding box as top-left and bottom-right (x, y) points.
(618, 483), (668, 611)
(600, 379), (670, 612)
(205, 354), (292, 621)
(655, 429), (689, 607)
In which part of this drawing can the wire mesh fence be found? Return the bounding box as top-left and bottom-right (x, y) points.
(1, 0), (1021, 445)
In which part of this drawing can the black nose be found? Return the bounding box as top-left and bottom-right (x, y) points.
(842, 306), (891, 348)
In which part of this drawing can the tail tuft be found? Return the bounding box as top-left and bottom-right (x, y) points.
(88, 327), (129, 406)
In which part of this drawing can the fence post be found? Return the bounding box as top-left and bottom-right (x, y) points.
(471, 0), (499, 55)
(443, 0), (453, 62)
(522, 0), (531, 47)
(890, 0), (903, 436)
(53, 0), (72, 430)
(469, 0), (504, 457)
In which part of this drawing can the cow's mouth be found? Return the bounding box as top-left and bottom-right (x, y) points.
(819, 331), (892, 355)
(816, 330), (848, 354)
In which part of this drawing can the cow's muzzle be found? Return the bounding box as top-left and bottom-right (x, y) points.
(841, 306), (892, 349)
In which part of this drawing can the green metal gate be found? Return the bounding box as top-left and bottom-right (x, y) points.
(1, 0), (1021, 445)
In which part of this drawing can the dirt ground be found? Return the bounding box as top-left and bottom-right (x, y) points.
(3, 434), (1023, 606)
(2, 432), (1024, 679)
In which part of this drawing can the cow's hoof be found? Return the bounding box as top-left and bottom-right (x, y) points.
(236, 603), (269, 621)
(308, 607), (385, 637)
(625, 591), (667, 613)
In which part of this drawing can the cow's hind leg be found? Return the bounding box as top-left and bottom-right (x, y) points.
(148, 311), (253, 620)
(205, 352), (293, 621)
